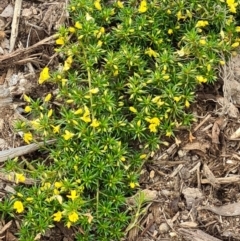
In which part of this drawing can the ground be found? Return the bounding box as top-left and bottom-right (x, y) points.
(0, 0), (240, 241)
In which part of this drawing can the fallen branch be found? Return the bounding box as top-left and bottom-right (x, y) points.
(0, 139), (55, 162)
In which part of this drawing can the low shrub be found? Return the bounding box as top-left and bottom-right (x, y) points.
(1, 0), (240, 240)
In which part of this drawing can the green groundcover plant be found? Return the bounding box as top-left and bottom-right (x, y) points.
(1, 0), (240, 240)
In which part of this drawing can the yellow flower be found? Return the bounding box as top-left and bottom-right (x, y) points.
(235, 26), (240, 32)
(129, 182), (136, 188)
(24, 106), (32, 113)
(173, 96), (181, 102)
(168, 29), (173, 35)
(166, 130), (172, 137)
(97, 40), (103, 47)
(185, 100), (190, 108)
(54, 182), (63, 189)
(140, 154), (147, 159)
(23, 94), (31, 103)
(44, 93), (52, 102)
(146, 117), (160, 125)
(89, 88), (99, 94)
(56, 37), (65, 45)
(80, 106), (91, 123)
(71, 6), (76, 11)
(39, 67), (50, 84)
(62, 130), (74, 140)
(74, 108), (83, 115)
(68, 27), (76, 33)
(51, 125), (60, 134)
(226, 0), (238, 13)
(129, 106), (137, 113)
(90, 119), (100, 128)
(199, 39), (206, 45)
(139, 0), (147, 13)
(196, 75), (207, 83)
(219, 60), (225, 65)
(195, 20), (209, 28)
(26, 197), (33, 202)
(94, 0), (102, 10)
(68, 211), (79, 223)
(231, 42), (239, 48)
(53, 211), (62, 222)
(75, 21), (82, 29)
(15, 173), (25, 184)
(23, 132), (33, 144)
(67, 190), (78, 201)
(48, 109), (53, 118)
(117, 0), (124, 8)
(163, 75), (170, 80)
(13, 201), (24, 213)
(145, 47), (158, 58)
(149, 123), (157, 132)
(63, 56), (73, 71)
(67, 221), (72, 228)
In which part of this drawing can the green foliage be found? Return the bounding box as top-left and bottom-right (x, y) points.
(1, 0), (240, 240)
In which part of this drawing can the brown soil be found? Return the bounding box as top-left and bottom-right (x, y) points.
(0, 1), (240, 241)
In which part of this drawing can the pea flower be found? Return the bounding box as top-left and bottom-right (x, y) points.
(24, 106), (32, 113)
(15, 173), (25, 184)
(39, 67), (50, 84)
(56, 37), (65, 45)
(23, 132), (33, 144)
(51, 125), (60, 134)
(53, 211), (62, 222)
(62, 130), (74, 140)
(195, 20), (209, 28)
(138, 0), (147, 13)
(196, 75), (207, 83)
(67, 190), (78, 201)
(94, 0), (102, 10)
(44, 93), (52, 102)
(13, 201), (24, 213)
(75, 21), (82, 29)
(23, 94), (31, 103)
(68, 211), (79, 223)
(90, 119), (100, 128)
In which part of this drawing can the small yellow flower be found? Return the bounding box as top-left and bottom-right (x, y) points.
(54, 182), (63, 189)
(31, 119), (41, 130)
(74, 108), (83, 115)
(196, 75), (207, 83)
(166, 130), (172, 137)
(13, 201), (24, 213)
(68, 211), (79, 223)
(67, 190), (78, 201)
(71, 6), (76, 11)
(75, 21), (82, 29)
(167, 9), (171, 14)
(219, 60), (225, 65)
(117, 0), (124, 8)
(39, 67), (50, 84)
(67, 221), (72, 228)
(51, 125), (60, 134)
(145, 47), (158, 58)
(185, 100), (190, 108)
(231, 42), (239, 48)
(90, 119), (100, 128)
(15, 173), (25, 184)
(173, 96), (181, 102)
(24, 106), (32, 113)
(140, 154), (147, 159)
(94, 0), (102, 10)
(23, 94), (31, 103)
(235, 26), (240, 32)
(97, 40), (103, 47)
(89, 88), (99, 94)
(149, 123), (157, 132)
(48, 109), (53, 118)
(163, 75), (170, 80)
(68, 27), (76, 33)
(26, 197), (33, 202)
(62, 130), (74, 140)
(168, 29), (173, 35)
(195, 20), (209, 28)
(139, 0), (147, 13)
(199, 39), (206, 45)
(129, 106), (137, 113)
(53, 211), (62, 222)
(63, 56), (73, 71)
(44, 93), (52, 102)
(23, 132), (33, 144)
(129, 182), (136, 189)
(56, 37), (65, 45)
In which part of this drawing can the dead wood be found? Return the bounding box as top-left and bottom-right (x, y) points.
(0, 35), (55, 69)
(178, 228), (222, 241)
(0, 139), (55, 162)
